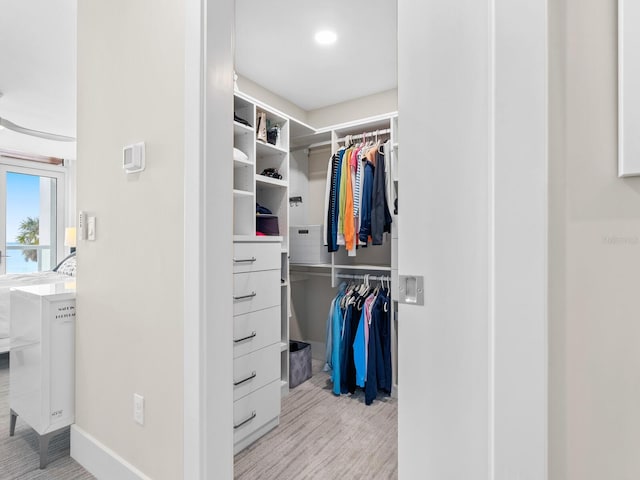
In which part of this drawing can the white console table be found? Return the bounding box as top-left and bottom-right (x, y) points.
(9, 281), (76, 469)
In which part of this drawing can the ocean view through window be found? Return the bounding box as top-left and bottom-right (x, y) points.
(4, 171), (57, 273)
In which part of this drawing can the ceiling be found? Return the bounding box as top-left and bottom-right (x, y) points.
(235, 0), (397, 111)
(0, 0), (76, 159)
(0, 1), (397, 160)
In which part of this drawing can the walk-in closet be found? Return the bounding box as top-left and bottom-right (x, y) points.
(230, 1), (400, 477)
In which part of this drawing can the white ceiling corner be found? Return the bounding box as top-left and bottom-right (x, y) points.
(235, 0), (397, 111)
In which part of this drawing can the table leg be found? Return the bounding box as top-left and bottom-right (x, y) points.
(9, 409), (17, 436)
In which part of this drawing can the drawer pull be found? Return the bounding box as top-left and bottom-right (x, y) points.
(234, 371), (257, 386)
(234, 411), (257, 429)
(233, 257), (257, 263)
(234, 331), (257, 343)
(233, 291), (256, 300)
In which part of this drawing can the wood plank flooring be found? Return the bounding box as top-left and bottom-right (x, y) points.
(1, 355), (397, 480)
(234, 359), (398, 480)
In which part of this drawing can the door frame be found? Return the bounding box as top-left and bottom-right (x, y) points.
(184, 1), (549, 478)
(183, 0), (235, 478)
(0, 160), (66, 274)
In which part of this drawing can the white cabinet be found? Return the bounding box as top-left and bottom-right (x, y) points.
(233, 93), (290, 243)
(9, 281), (76, 469)
(232, 239), (281, 454)
(234, 92), (292, 398)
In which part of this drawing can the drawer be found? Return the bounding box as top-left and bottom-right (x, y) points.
(233, 379), (280, 445)
(233, 343), (280, 401)
(233, 307), (280, 358)
(233, 242), (281, 273)
(233, 270), (280, 316)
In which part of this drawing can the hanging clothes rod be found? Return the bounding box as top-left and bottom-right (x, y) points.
(290, 129), (393, 152)
(337, 273), (391, 282)
(290, 270), (391, 282)
(337, 128), (392, 143)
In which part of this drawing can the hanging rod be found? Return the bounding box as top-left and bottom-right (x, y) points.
(337, 128), (391, 143)
(337, 273), (391, 282)
(290, 129), (393, 152)
(290, 269), (390, 282)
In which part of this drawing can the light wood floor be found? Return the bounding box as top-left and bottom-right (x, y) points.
(1, 355), (397, 480)
(234, 359), (398, 480)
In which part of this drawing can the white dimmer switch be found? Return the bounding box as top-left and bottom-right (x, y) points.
(87, 217), (96, 241)
(133, 393), (144, 425)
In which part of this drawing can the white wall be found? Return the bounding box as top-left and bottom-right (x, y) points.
(75, 1), (185, 479)
(307, 89), (397, 128)
(549, 1), (640, 478)
(236, 74), (308, 123)
(288, 149), (310, 226)
(236, 74), (397, 131)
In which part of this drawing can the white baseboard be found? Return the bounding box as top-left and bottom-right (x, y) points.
(71, 425), (152, 480)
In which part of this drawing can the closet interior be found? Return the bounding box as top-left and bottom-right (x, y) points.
(231, 89), (400, 453)
(231, 0), (399, 459)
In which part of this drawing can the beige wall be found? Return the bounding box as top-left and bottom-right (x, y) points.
(76, 1), (184, 479)
(307, 89), (397, 128)
(236, 74), (397, 131)
(550, 1), (640, 478)
(236, 74), (308, 123)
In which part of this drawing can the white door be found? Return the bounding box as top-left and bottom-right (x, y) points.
(397, 1), (547, 479)
(0, 163), (65, 274)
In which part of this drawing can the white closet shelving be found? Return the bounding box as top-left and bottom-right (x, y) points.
(289, 112), (400, 397)
(234, 92), (293, 397)
(233, 91), (400, 401)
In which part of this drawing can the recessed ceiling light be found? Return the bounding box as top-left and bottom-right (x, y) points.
(315, 30), (337, 46)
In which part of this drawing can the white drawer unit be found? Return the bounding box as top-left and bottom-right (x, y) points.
(233, 307), (280, 358)
(233, 380), (281, 454)
(233, 343), (280, 401)
(233, 241), (281, 273)
(9, 282), (76, 469)
(233, 270), (280, 316)
(233, 239), (281, 454)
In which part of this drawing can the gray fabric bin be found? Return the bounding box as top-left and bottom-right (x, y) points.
(289, 340), (312, 388)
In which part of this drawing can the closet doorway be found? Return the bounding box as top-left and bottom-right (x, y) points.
(232, 0), (400, 477)
(196, 0), (550, 478)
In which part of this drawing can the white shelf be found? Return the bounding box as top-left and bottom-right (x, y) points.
(234, 121), (254, 135)
(256, 140), (287, 156)
(290, 263), (332, 269)
(334, 264), (392, 272)
(235, 93), (291, 418)
(233, 189), (253, 198)
(234, 157), (253, 167)
(255, 175), (287, 188)
(233, 235), (283, 242)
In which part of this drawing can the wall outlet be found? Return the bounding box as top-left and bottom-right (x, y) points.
(133, 393), (144, 425)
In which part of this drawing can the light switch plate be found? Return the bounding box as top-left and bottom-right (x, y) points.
(87, 217), (96, 241)
(133, 393), (144, 425)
